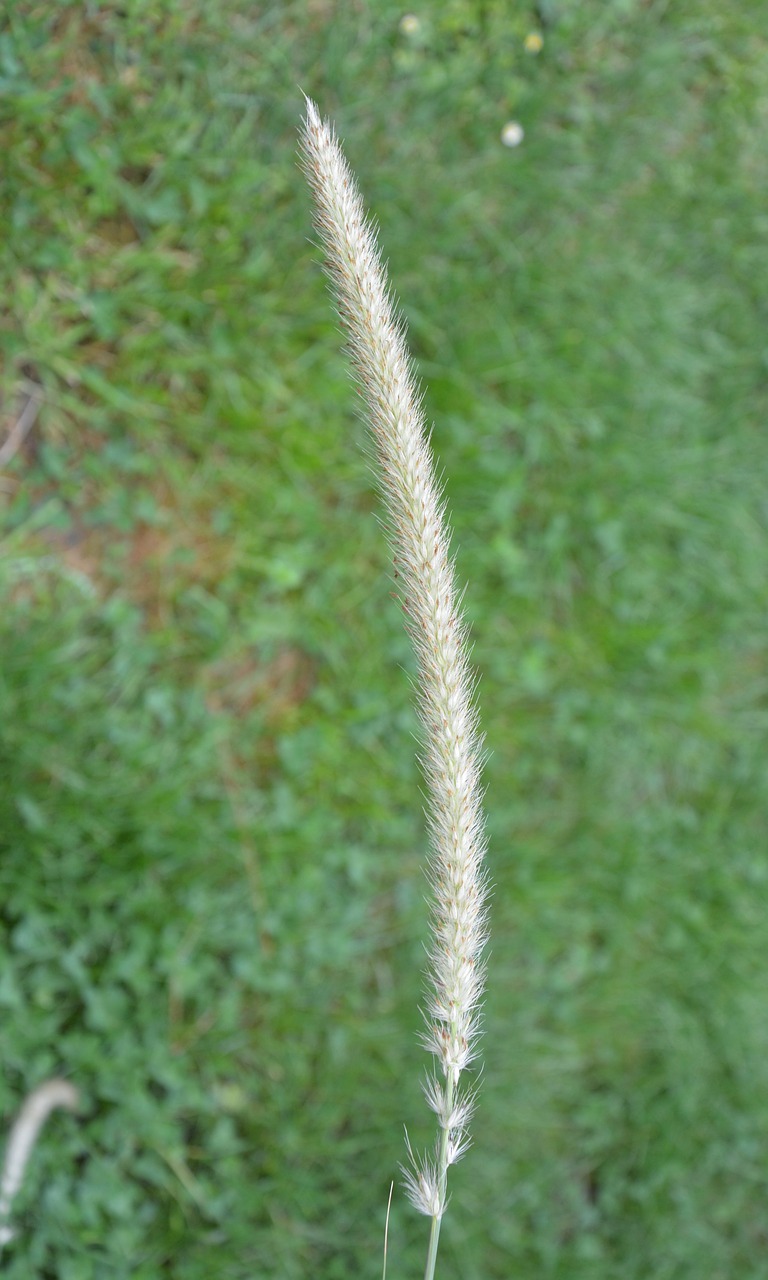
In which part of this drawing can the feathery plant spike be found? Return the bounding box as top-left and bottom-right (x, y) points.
(300, 99), (489, 1279)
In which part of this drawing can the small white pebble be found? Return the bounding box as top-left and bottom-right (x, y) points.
(501, 120), (524, 148)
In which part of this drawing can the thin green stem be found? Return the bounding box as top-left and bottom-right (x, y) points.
(423, 1212), (442, 1280)
(423, 1075), (455, 1280)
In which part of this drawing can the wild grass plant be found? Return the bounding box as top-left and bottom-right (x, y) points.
(301, 99), (488, 1278)
(1, 3), (768, 1277)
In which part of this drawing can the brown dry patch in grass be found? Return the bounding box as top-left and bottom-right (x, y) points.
(5, 414), (317, 725)
(30, 498), (237, 628)
(3, 416), (234, 627)
(206, 646), (316, 724)
(47, 11), (104, 98)
(205, 645), (317, 932)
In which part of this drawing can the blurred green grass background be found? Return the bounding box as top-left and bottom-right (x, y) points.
(1, 2), (767, 1277)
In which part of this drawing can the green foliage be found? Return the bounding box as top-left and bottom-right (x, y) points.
(1, 0), (767, 1276)
(0, 563), (412, 1278)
